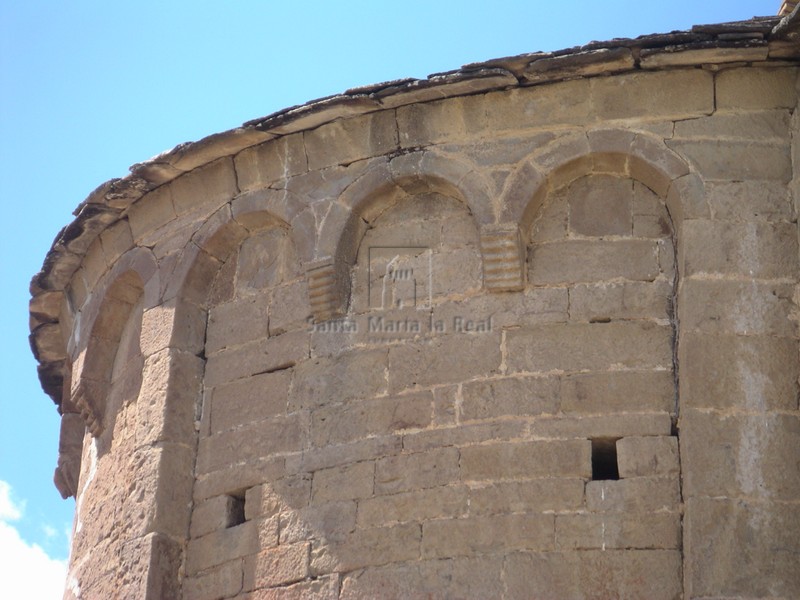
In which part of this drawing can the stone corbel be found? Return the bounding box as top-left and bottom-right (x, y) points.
(72, 377), (105, 437)
(54, 413), (85, 499)
(306, 258), (349, 322)
(480, 225), (525, 292)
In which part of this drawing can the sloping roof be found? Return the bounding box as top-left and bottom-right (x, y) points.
(29, 10), (800, 408)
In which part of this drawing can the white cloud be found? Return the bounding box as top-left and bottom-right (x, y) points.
(0, 481), (23, 521)
(0, 481), (67, 599)
(41, 524), (57, 540)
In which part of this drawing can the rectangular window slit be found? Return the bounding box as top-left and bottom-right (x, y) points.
(591, 438), (620, 481)
(226, 490), (247, 528)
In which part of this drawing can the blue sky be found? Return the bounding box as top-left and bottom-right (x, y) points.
(0, 0), (777, 595)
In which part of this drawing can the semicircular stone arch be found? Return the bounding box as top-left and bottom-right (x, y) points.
(68, 246), (159, 441)
(308, 151), (495, 321)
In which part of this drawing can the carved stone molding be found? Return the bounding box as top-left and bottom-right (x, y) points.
(480, 227), (525, 292)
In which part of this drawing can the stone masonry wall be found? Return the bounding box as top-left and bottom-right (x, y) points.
(51, 62), (800, 599)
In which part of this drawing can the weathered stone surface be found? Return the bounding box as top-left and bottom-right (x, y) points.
(556, 512), (680, 550)
(30, 323), (67, 363)
(286, 435), (403, 475)
(379, 68), (517, 110)
(120, 443), (196, 540)
(194, 456), (286, 502)
(339, 556), (503, 599)
(358, 485), (469, 528)
(685, 497), (800, 599)
(169, 158), (238, 218)
(396, 94), (485, 147)
(560, 371), (675, 414)
(190, 494), (244, 539)
(210, 368), (293, 434)
(617, 436), (680, 478)
(505, 550), (683, 600)
(268, 279), (311, 335)
(400, 420), (526, 454)
(197, 413), (307, 474)
(673, 109), (792, 141)
(716, 66), (798, 110)
(460, 440), (591, 480)
(185, 519), (260, 575)
(311, 392), (432, 447)
(422, 513), (554, 558)
(530, 240), (661, 285)
(127, 186), (177, 244)
(234, 134), (308, 193)
(246, 475), (312, 519)
(567, 174), (634, 236)
(240, 575), (340, 599)
(206, 294), (270, 354)
(681, 280), (796, 337)
(119, 533), (183, 600)
(312, 461), (375, 503)
(469, 479), (585, 515)
(569, 279), (674, 322)
(523, 48), (634, 83)
(182, 559), (243, 600)
(681, 411), (800, 500)
(204, 330), (309, 387)
(140, 298), (206, 357)
(586, 477), (681, 513)
(683, 220), (798, 278)
(134, 349), (203, 445)
(310, 523), (421, 573)
(431, 286), (569, 329)
(591, 69), (714, 121)
(506, 322), (673, 373)
(460, 375), (559, 420)
(387, 332), (501, 392)
(486, 79), (594, 133)
(667, 139), (791, 181)
(528, 413), (673, 439)
(680, 332), (799, 411)
(705, 180), (794, 221)
(304, 110), (398, 171)
(288, 348), (387, 411)
(279, 500), (356, 544)
(242, 542), (310, 591)
(640, 44), (768, 68)
(375, 447), (460, 494)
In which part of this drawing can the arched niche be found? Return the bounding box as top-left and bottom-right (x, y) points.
(308, 151), (494, 320)
(517, 131), (704, 231)
(513, 131), (692, 416)
(71, 269), (145, 439)
(350, 190), (483, 314)
(66, 246), (158, 444)
(498, 130), (706, 291)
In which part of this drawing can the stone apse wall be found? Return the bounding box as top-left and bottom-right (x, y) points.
(29, 18), (800, 600)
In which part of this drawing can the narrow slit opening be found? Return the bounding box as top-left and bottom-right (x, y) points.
(226, 490), (247, 527)
(591, 438), (620, 481)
